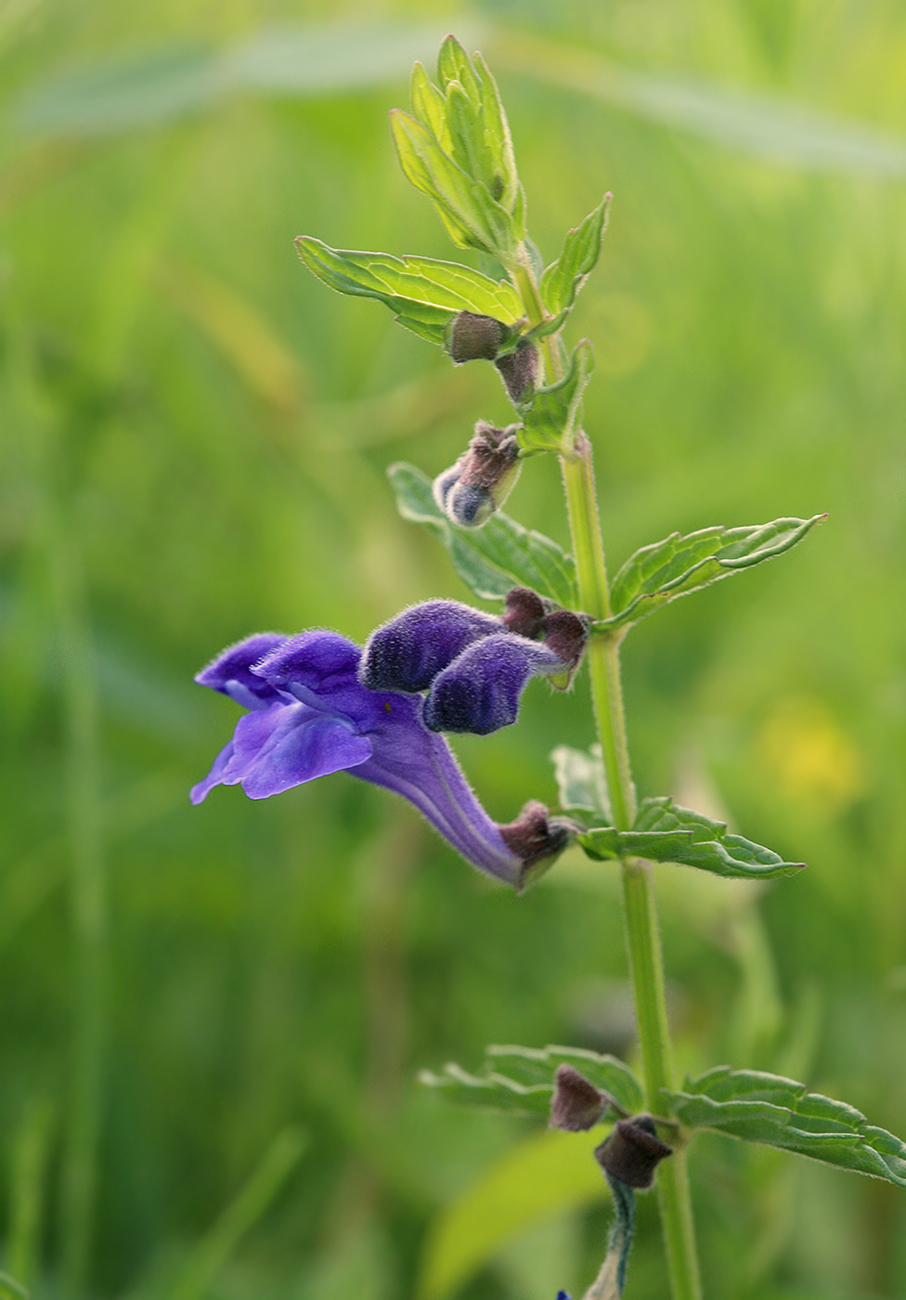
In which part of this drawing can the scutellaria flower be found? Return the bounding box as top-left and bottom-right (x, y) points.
(191, 627), (574, 888)
(360, 590), (588, 735)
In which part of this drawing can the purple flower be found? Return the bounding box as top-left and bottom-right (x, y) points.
(192, 630), (572, 887)
(361, 594), (588, 736)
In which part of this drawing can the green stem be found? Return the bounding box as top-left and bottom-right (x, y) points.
(513, 257), (702, 1298)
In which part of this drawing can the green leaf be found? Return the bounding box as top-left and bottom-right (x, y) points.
(418, 1061), (554, 1119)
(410, 61), (451, 152)
(294, 238), (522, 344)
(484, 1044), (643, 1117)
(418, 1043), (643, 1120)
(436, 34), (482, 104)
(474, 52), (519, 212)
(0, 1274), (28, 1300)
(602, 515), (826, 633)
(390, 109), (515, 259)
(577, 796), (805, 879)
(540, 195), (611, 318)
(550, 743), (610, 819)
(415, 1128), (607, 1300)
(668, 1067), (906, 1188)
(387, 462), (578, 607)
(519, 339), (594, 453)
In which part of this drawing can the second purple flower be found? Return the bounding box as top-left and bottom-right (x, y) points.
(360, 588), (588, 735)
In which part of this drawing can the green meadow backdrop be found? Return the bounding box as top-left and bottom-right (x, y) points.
(2, 2), (906, 1297)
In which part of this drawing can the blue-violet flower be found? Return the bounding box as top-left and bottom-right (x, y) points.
(360, 592), (588, 735)
(191, 630), (573, 888)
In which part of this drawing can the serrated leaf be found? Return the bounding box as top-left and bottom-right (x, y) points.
(540, 195), (611, 318)
(484, 1045), (643, 1117)
(519, 339), (594, 453)
(387, 462), (578, 607)
(550, 744), (610, 819)
(602, 516), (825, 633)
(668, 1067), (906, 1188)
(636, 797), (805, 879)
(295, 238), (522, 344)
(576, 796), (805, 879)
(418, 1062), (553, 1118)
(419, 1044), (643, 1121)
(577, 826), (696, 863)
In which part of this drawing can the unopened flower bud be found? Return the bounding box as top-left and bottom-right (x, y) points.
(541, 610), (589, 674)
(432, 422), (522, 529)
(550, 1065), (608, 1132)
(432, 460), (464, 514)
(447, 310), (506, 363)
(446, 480), (495, 527)
(495, 338), (538, 405)
(501, 587), (547, 640)
(499, 799), (576, 879)
(595, 1115), (673, 1190)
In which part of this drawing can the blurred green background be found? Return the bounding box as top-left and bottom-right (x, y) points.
(2, 1), (906, 1297)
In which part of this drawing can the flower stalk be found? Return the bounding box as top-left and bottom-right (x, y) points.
(514, 258), (703, 1299)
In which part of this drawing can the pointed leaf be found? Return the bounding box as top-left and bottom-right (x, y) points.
(388, 462), (577, 607)
(436, 34), (481, 103)
(418, 1061), (553, 1118)
(668, 1067), (906, 1188)
(390, 109), (516, 259)
(635, 797), (805, 879)
(550, 744), (610, 819)
(418, 1044), (643, 1120)
(295, 238), (522, 344)
(390, 108), (494, 253)
(474, 52), (519, 211)
(484, 1044), (643, 1117)
(540, 195), (611, 318)
(602, 516), (826, 633)
(445, 79), (489, 187)
(410, 61), (451, 151)
(519, 339), (594, 453)
(576, 796), (805, 879)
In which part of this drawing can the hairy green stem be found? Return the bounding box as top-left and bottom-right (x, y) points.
(514, 253), (702, 1298)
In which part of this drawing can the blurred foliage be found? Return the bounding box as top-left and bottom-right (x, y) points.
(2, 1), (906, 1297)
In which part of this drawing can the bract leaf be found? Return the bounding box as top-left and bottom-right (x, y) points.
(295, 238), (522, 344)
(390, 108), (495, 253)
(540, 195), (611, 317)
(550, 744), (610, 820)
(474, 52), (519, 211)
(418, 1043), (643, 1120)
(445, 79), (488, 186)
(410, 61), (451, 152)
(668, 1067), (906, 1188)
(436, 34), (481, 104)
(418, 1061), (553, 1119)
(388, 462), (578, 607)
(519, 339), (594, 453)
(484, 1044), (643, 1117)
(601, 515), (826, 633)
(577, 796), (805, 879)
(390, 109), (517, 259)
